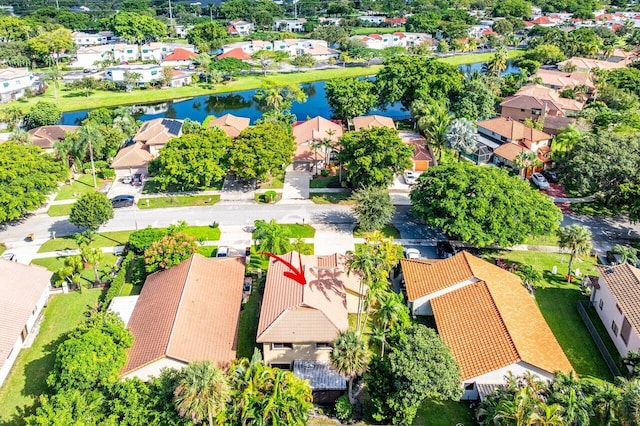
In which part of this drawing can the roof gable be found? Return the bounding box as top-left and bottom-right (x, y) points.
(596, 264), (640, 335)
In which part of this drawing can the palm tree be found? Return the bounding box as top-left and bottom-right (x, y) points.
(174, 361), (230, 426)
(369, 291), (408, 358)
(10, 129), (32, 145)
(72, 124), (104, 188)
(330, 330), (369, 404)
(253, 219), (291, 255)
(345, 247), (378, 334)
(515, 265), (542, 293)
(445, 118), (478, 161)
(528, 403), (566, 426)
(44, 68), (62, 101)
(513, 151), (540, 179)
(592, 381), (620, 426)
(617, 378), (640, 426)
(611, 244), (638, 266)
(557, 225), (593, 282)
(411, 99), (451, 161)
(484, 46), (508, 76)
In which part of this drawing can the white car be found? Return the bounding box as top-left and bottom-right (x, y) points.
(531, 172), (550, 190)
(404, 248), (421, 259)
(216, 246), (229, 257)
(404, 171), (418, 185)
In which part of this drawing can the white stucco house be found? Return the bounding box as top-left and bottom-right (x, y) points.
(73, 30), (117, 47)
(104, 64), (162, 85)
(587, 264), (640, 358)
(0, 260), (51, 387)
(0, 67), (36, 103)
(400, 252), (573, 400)
(74, 44), (140, 69)
(273, 18), (306, 32)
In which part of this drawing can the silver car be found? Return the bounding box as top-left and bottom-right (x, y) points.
(531, 173), (550, 190)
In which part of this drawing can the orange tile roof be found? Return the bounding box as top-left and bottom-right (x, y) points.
(595, 264), (640, 335)
(207, 113), (250, 138)
(478, 116), (551, 143)
(163, 48), (196, 61)
(256, 252), (350, 343)
(352, 115), (395, 131)
(533, 69), (594, 91)
(217, 48), (251, 60)
(493, 142), (529, 162)
(403, 251), (573, 380)
(292, 116), (343, 162)
(111, 142), (153, 169)
(122, 255), (245, 375)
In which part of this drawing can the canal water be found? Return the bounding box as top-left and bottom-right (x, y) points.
(60, 61), (519, 125)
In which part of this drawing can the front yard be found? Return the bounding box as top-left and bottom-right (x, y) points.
(137, 194), (221, 209)
(310, 192), (354, 205)
(54, 174), (104, 201)
(31, 253), (119, 286)
(0, 290), (102, 423)
(38, 230), (133, 253)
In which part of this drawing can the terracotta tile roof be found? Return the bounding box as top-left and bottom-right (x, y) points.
(399, 131), (432, 162)
(133, 118), (182, 146)
(404, 252), (573, 380)
(0, 260), (51, 371)
(293, 117), (343, 162)
(122, 255), (245, 375)
(533, 69), (595, 91)
(558, 56), (629, 71)
(595, 264), (640, 335)
(353, 115), (395, 130)
(256, 252), (350, 343)
(162, 48), (196, 61)
(207, 113), (250, 138)
(111, 142), (153, 169)
(493, 142), (530, 162)
(217, 48), (251, 60)
(478, 117), (551, 143)
(28, 125), (79, 150)
(515, 85), (584, 112)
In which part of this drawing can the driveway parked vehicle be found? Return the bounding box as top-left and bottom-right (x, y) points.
(111, 195), (135, 208)
(542, 170), (559, 183)
(531, 173), (550, 190)
(132, 174), (143, 186)
(121, 175), (133, 184)
(216, 246), (229, 257)
(404, 248), (421, 259)
(404, 171), (418, 185)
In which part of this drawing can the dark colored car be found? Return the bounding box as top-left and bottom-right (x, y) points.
(542, 170), (559, 183)
(437, 241), (455, 259)
(111, 195), (135, 208)
(132, 174), (143, 186)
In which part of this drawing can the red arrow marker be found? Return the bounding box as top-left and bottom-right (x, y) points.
(259, 252), (307, 285)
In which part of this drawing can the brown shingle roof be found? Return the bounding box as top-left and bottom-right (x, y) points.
(207, 113), (250, 138)
(256, 252), (350, 343)
(0, 260), (51, 371)
(403, 252), (573, 380)
(352, 115), (395, 131)
(111, 142), (153, 169)
(28, 125), (79, 150)
(595, 264), (640, 335)
(478, 117), (551, 144)
(122, 254), (245, 375)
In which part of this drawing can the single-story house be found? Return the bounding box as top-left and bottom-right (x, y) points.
(28, 125), (79, 152)
(0, 260), (51, 387)
(120, 254), (245, 380)
(0, 67), (36, 103)
(207, 113), (250, 138)
(352, 115), (395, 131)
(399, 130), (434, 172)
(557, 56), (632, 72)
(400, 252), (573, 400)
(292, 116), (343, 172)
(587, 264), (640, 358)
(111, 142), (153, 178)
(169, 70), (190, 87)
(160, 48), (197, 68)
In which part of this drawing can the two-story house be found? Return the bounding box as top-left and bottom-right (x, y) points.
(532, 69), (595, 94)
(292, 116), (344, 173)
(273, 18), (307, 32)
(73, 30), (117, 47)
(0, 67), (36, 103)
(227, 20), (254, 36)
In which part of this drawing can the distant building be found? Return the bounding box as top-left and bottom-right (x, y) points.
(557, 56), (633, 72)
(273, 18), (307, 32)
(160, 48), (197, 67)
(104, 64), (163, 85)
(227, 20), (254, 36)
(0, 67), (36, 103)
(73, 30), (117, 47)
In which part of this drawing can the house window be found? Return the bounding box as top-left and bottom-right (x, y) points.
(621, 318), (632, 345)
(611, 320), (619, 336)
(272, 343), (293, 350)
(520, 108), (525, 112)
(599, 299), (603, 310)
(464, 383), (475, 391)
(126, 49), (133, 53)
(271, 363), (291, 370)
(316, 342), (333, 349)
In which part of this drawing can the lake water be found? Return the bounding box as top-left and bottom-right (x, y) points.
(60, 61), (519, 125)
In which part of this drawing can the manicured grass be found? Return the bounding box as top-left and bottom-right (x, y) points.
(142, 179), (223, 194)
(137, 194), (221, 209)
(0, 290), (102, 423)
(255, 192), (282, 203)
(413, 399), (475, 426)
(483, 250), (612, 381)
(522, 233), (559, 246)
(54, 174), (101, 200)
(182, 225), (221, 241)
(354, 224), (401, 239)
(309, 175), (341, 188)
(571, 199), (618, 217)
(438, 49), (523, 66)
(585, 304), (624, 372)
(38, 230), (133, 253)
(237, 277), (262, 360)
(119, 283), (142, 296)
(196, 246), (218, 257)
(310, 192), (354, 205)
(258, 173), (284, 189)
(31, 253), (119, 286)
(47, 203), (74, 217)
(351, 26), (406, 35)
(280, 224), (316, 238)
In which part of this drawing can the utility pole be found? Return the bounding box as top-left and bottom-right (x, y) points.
(168, 0), (175, 36)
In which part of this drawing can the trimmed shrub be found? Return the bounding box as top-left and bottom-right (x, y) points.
(335, 395), (353, 422)
(264, 190), (277, 203)
(128, 227), (167, 254)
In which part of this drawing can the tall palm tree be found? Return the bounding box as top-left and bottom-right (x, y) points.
(253, 219), (291, 255)
(174, 361), (230, 426)
(44, 67), (62, 101)
(345, 247), (378, 334)
(484, 46), (508, 76)
(73, 124), (105, 188)
(445, 118), (478, 161)
(369, 291), (408, 358)
(330, 330), (369, 404)
(557, 225), (593, 282)
(592, 381), (621, 426)
(411, 99), (451, 161)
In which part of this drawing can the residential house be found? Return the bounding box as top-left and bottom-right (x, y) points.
(220, 40), (273, 56)
(120, 255), (245, 380)
(399, 130), (434, 172)
(217, 48), (252, 61)
(318, 17), (342, 25)
(227, 20), (254, 36)
(256, 251), (361, 369)
(160, 48), (197, 67)
(532, 69), (595, 93)
(111, 142), (154, 178)
(140, 42), (195, 62)
(0, 260), (51, 387)
(357, 15), (387, 25)
(557, 56), (632, 72)
(28, 125), (79, 152)
(0, 67), (35, 103)
(132, 118), (183, 156)
(207, 113), (250, 138)
(474, 117), (552, 171)
(104, 64), (163, 86)
(272, 39), (339, 60)
(292, 116), (343, 172)
(174, 25), (192, 38)
(400, 252), (573, 400)
(74, 43), (141, 68)
(73, 30), (117, 47)
(587, 264), (640, 358)
(169, 70), (191, 87)
(273, 18), (307, 32)
(352, 115), (395, 131)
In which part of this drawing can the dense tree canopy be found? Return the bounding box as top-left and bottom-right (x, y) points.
(325, 78), (377, 120)
(69, 192), (114, 230)
(186, 22), (227, 52)
(451, 77), (495, 121)
(352, 187), (394, 232)
(144, 232), (198, 273)
(103, 12), (166, 43)
(0, 142), (66, 223)
(411, 163), (562, 247)
(24, 101), (62, 129)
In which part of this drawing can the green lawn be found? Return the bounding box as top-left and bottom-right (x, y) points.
(523, 233), (559, 246)
(255, 192), (282, 204)
(54, 174), (102, 201)
(413, 399), (475, 426)
(196, 246), (218, 257)
(570, 199), (619, 217)
(310, 192), (354, 205)
(0, 290), (102, 423)
(182, 225), (221, 241)
(281, 224), (316, 238)
(309, 175), (342, 188)
(142, 180), (223, 194)
(585, 304), (624, 372)
(38, 230), (133, 253)
(354, 224), (401, 239)
(137, 194), (221, 209)
(258, 173), (285, 189)
(439, 49), (523, 66)
(31, 253), (119, 286)
(118, 283), (142, 297)
(483, 250), (612, 381)
(237, 277), (262, 360)
(46, 203), (74, 217)
(351, 26), (406, 35)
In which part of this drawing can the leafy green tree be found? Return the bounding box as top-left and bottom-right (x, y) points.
(0, 105), (24, 131)
(325, 78), (377, 121)
(123, 70), (142, 92)
(310, 25), (349, 45)
(484, 46), (508, 76)
(0, 142), (66, 222)
(452, 77), (496, 121)
(618, 379), (640, 426)
(69, 192), (114, 231)
(253, 80), (306, 112)
(521, 44), (566, 65)
(186, 22), (227, 52)
(492, 0), (532, 18)
(67, 77), (100, 97)
(174, 361), (229, 426)
(612, 244), (639, 266)
(253, 219), (291, 255)
(55, 255), (84, 290)
(557, 225), (592, 282)
(368, 290), (409, 358)
(623, 350), (640, 379)
(445, 118), (478, 161)
(24, 101), (62, 129)
(0, 16), (32, 42)
(149, 129), (232, 191)
(104, 12), (166, 43)
(550, 124), (581, 161)
(211, 57), (250, 80)
(352, 187), (394, 232)
(412, 98), (452, 160)
(144, 233), (198, 273)
(592, 381), (621, 426)
(290, 53), (315, 68)
(27, 27), (73, 68)
(252, 50), (289, 77)
(411, 163), (562, 247)
(228, 122), (294, 181)
(338, 126), (413, 189)
(331, 330), (369, 404)
(618, 183), (640, 223)
(25, 389), (107, 426)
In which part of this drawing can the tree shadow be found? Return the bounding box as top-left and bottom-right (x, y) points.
(311, 209), (355, 225)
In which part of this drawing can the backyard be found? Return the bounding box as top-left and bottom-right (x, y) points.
(0, 290), (102, 423)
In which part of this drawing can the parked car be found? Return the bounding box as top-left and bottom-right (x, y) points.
(437, 241), (455, 259)
(404, 248), (421, 259)
(216, 246), (229, 257)
(542, 170), (559, 183)
(404, 171), (418, 185)
(121, 175), (133, 184)
(132, 174), (143, 186)
(606, 251), (623, 265)
(111, 195), (135, 208)
(1, 252), (17, 261)
(530, 173), (550, 190)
